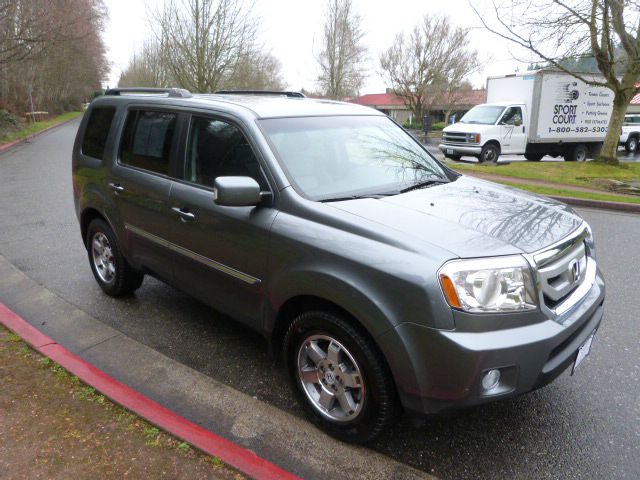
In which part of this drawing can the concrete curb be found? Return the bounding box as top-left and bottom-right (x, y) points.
(548, 195), (640, 214)
(0, 113), (82, 155)
(0, 303), (301, 480)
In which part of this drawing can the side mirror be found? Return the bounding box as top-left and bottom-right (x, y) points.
(214, 176), (262, 207)
(514, 118), (522, 127)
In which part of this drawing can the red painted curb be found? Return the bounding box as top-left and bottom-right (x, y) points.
(0, 303), (301, 480)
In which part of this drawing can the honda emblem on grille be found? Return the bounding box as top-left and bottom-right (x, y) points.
(569, 259), (581, 284)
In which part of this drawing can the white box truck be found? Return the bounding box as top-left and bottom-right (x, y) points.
(439, 70), (614, 163)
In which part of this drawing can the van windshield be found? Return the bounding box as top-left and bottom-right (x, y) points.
(260, 115), (450, 201)
(459, 105), (506, 125)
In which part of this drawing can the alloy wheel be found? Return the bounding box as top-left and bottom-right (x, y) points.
(91, 232), (116, 284)
(297, 334), (365, 422)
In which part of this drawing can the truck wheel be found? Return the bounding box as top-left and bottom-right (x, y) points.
(86, 219), (144, 297)
(479, 144), (500, 163)
(284, 311), (398, 443)
(445, 154), (462, 161)
(524, 153), (544, 161)
(565, 144), (588, 162)
(626, 136), (638, 154)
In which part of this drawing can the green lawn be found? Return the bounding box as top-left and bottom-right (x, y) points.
(0, 111), (83, 145)
(452, 160), (640, 190)
(499, 181), (640, 205)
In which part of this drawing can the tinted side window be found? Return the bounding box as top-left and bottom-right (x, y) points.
(120, 110), (177, 175)
(500, 106), (522, 125)
(186, 116), (267, 189)
(82, 106), (116, 159)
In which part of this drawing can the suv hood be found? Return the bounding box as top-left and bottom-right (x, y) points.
(328, 176), (584, 259)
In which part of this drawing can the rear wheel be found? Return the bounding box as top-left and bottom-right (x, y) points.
(626, 136), (638, 154)
(479, 143), (500, 163)
(564, 143), (588, 162)
(284, 311), (398, 443)
(86, 219), (143, 297)
(524, 153), (544, 161)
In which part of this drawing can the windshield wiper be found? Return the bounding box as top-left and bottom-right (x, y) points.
(320, 192), (398, 203)
(400, 179), (449, 193)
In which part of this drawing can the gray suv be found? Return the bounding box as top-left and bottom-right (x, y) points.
(72, 88), (605, 443)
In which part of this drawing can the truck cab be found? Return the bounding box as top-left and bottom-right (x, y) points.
(440, 103), (529, 163)
(620, 113), (640, 154)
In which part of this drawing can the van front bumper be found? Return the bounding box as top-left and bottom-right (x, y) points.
(439, 143), (482, 156)
(378, 268), (605, 415)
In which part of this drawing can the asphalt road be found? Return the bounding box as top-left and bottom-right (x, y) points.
(1, 119), (639, 479)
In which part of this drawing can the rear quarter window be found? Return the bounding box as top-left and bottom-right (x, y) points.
(81, 106), (116, 159)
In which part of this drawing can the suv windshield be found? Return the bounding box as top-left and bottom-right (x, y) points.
(260, 115), (449, 201)
(459, 105), (506, 125)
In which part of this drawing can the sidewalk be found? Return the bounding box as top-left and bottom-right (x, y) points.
(0, 326), (243, 479)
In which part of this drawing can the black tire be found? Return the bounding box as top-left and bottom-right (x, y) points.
(86, 218), (143, 297)
(479, 143), (500, 163)
(564, 143), (588, 162)
(283, 311), (398, 443)
(524, 153), (544, 161)
(626, 136), (639, 154)
(445, 154), (462, 162)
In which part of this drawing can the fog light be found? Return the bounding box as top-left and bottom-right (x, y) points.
(482, 369), (501, 391)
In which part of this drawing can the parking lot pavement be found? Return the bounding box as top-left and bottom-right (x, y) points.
(1, 120), (639, 479)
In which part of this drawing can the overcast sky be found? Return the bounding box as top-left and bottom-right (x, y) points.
(103, 0), (533, 93)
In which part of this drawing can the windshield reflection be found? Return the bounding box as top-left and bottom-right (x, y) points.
(260, 116), (450, 201)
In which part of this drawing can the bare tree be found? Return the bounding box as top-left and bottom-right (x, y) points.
(150, 0), (261, 93)
(471, 0), (640, 166)
(118, 40), (172, 88)
(379, 14), (479, 122)
(316, 0), (367, 99)
(0, 0), (108, 116)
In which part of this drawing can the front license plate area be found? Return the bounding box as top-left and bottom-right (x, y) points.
(446, 148), (454, 155)
(571, 330), (596, 375)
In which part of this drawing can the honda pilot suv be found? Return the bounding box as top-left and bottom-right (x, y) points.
(72, 88), (605, 443)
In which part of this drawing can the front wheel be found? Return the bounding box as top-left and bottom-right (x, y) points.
(626, 136), (638, 154)
(86, 219), (143, 297)
(284, 311), (398, 443)
(479, 143), (500, 163)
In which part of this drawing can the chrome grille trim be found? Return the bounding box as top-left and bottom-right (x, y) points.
(525, 223), (595, 321)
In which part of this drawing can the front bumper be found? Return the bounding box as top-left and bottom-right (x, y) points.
(439, 143), (482, 156)
(378, 268), (605, 415)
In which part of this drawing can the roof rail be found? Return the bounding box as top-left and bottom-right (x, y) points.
(214, 90), (305, 98)
(104, 87), (192, 98)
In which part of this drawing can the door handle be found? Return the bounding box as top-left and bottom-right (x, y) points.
(108, 182), (124, 193)
(171, 206), (196, 221)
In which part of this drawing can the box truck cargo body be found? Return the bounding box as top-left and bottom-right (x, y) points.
(439, 70), (614, 162)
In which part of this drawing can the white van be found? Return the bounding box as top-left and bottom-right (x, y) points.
(440, 70), (614, 163)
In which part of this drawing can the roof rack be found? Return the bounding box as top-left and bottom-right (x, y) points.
(104, 87), (192, 99)
(214, 90), (305, 98)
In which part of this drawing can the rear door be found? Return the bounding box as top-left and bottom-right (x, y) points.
(167, 113), (277, 328)
(110, 108), (181, 282)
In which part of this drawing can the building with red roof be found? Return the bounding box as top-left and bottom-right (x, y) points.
(350, 88), (486, 125)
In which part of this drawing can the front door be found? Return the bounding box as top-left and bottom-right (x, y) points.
(498, 106), (527, 154)
(110, 109), (179, 282)
(167, 114), (276, 328)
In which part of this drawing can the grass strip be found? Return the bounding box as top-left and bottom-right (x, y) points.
(498, 180), (640, 205)
(0, 111), (83, 145)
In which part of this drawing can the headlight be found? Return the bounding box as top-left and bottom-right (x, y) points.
(584, 222), (596, 259)
(466, 133), (480, 143)
(439, 255), (538, 313)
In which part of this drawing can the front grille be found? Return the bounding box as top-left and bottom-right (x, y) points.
(442, 132), (468, 144)
(534, 233), (589, 317)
